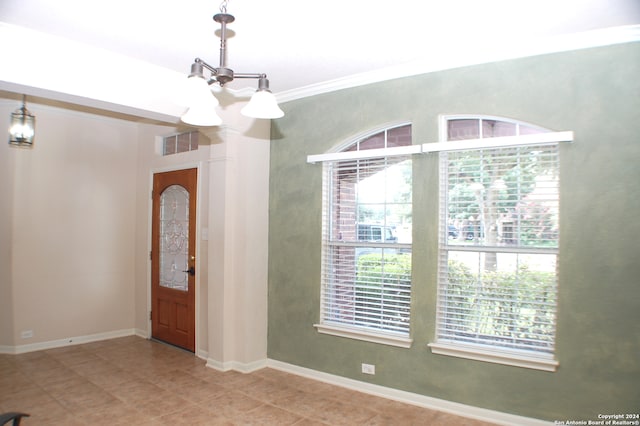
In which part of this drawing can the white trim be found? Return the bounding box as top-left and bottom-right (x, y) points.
(278, 25), (640, 103)
(205, 358), (227, 371)
(307, 131), (573, 163)
(148, 163), (202, 355)
(0, 329), (137, 355)
(134, 328), (148, 339)
(314, 323), (413, 349)
(266, 359), (553, 426)
(423, 131), (573, 153)
(0, 345), (15, 354)
(307, 144), (421, 163)
(206, 358), (268, 373)
(196, 348), (208, 361)
(428, 342), (559, 372)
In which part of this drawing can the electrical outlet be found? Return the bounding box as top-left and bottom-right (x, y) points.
(361, 363), (375, 375)
(20, 330), (33, 339)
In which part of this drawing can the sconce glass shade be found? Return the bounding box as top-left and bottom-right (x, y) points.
(9, 103), (35, 147)
(181, 75), (223, 126)
(241, 90), (284, 119)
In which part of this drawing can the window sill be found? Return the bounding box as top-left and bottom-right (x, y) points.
(314, 323), (412, 348)
(428, 341), (558, 372)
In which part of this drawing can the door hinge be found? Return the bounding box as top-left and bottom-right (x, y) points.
(149, 311), (152, 321)
(149, 251), (152, 261)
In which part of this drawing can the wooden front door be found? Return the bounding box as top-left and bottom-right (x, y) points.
(151, 168), (197, 352)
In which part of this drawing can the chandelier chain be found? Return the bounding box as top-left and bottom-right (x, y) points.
(219, 0), (229, 13)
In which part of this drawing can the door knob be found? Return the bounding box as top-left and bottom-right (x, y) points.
(182, 266), (195, 276)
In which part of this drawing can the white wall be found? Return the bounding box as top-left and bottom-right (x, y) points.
(203, 102), (271, 370)
(0, 100), (140, 349)
(133, 99), (271, 369)
(1, 96), (271, 370)
(0, 101), (16, 347)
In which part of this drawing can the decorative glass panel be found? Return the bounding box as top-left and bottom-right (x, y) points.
(160, 185), (189, 291)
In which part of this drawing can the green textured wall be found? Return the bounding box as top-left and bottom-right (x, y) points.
(268, 43), (640, 421)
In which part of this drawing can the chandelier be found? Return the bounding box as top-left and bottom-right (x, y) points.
(181, 1), (284, 126)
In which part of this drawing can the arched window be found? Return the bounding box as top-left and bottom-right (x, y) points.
(314, 123), (413, 348)
(430, 115), (561, 371)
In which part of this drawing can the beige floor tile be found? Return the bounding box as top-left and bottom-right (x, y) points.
(0, 372), (41, 399)
(156, 405), (235, 425)
(109, 379), (168, 405)
(431, 411), (499, 425)
(72, 398), (147, 424)
(272, 389), (335, 419)
(366, 405), (441, 425)
(87, 367), (141, 390)
(0, 387), (58, 413)
(11, 400), (77, 425)
(310, 399), (378, 425)
(198, 390), (264, 418)
(156, 408), (236, 426)
(134, 395), (194, 418)
(230, 404), (304, 426)
(1, 337), (500, 426)
(292, 419), (329, 426)
(173, 380), (228, 404)
(237, 376), (300, 404)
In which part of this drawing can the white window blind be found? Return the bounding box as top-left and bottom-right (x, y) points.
(433, 117), (561, 369)
(316, 124), (413, 347)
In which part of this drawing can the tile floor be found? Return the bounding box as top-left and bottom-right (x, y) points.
(0, 336), (499, 425)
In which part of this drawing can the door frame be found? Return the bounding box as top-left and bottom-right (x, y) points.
(147, 162), (203, 356)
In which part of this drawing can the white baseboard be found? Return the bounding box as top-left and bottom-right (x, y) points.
(266, 359), (552, 426)
(205, 357), (268, 373)
(0, 329), (137, 354)
(134, 328), (148, 339)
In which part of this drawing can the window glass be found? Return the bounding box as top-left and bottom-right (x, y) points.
(436, 117), (559, 362)
(163, 131), (199, 156)
(320, 124), (413, 341)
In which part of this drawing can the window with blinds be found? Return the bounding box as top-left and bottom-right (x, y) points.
(317, 124), (413, 347)
(433, 117), (560, 369)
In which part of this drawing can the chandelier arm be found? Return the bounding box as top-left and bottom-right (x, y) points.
(194, 58), (219, 75)
(232, 73), (267, 80)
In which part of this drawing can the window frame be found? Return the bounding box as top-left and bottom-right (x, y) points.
(428, 115), (568, 372)
(313, 123), (414, 348)
(162, 131), (200, 156)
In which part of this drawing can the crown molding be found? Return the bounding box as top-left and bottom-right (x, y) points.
(276, 25), (640, 104)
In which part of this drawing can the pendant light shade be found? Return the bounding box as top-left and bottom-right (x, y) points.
(241, 78), (284, 119)
(181, 102), (223, 127)
(181, 74), (223, 126)
(9, 95), (35, 147)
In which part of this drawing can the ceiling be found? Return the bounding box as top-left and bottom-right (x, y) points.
(1, 0), (639, 117)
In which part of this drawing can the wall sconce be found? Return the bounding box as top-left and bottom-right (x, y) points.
(9, 95), (36, 147)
